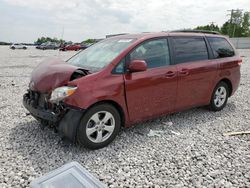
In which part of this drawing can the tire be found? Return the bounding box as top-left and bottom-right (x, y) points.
(209, 81), (229, 111)
(23, 47), (27, 50)
(77, 103), (121, 150)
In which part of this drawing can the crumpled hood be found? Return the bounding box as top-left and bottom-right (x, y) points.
(30, 58), (78, 93)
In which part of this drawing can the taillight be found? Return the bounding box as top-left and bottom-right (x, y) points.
(238, 59), (243, 65)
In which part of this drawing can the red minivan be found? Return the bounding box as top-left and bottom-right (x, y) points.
(23, 31), (242, 149)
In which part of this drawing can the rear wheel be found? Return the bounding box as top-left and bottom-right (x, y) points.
(77, 104), (121, 149)
(209, 81), (229, 111)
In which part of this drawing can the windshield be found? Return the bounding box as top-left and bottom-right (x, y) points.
(67, 38), (136, 72)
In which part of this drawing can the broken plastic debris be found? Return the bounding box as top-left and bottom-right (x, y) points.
(147, 129), (181, 137)
(162, 121), (173, 126)
(170, 130), (181, 136)
(223, 130), (250, 136)
(147, 129), (165, 137)
(30, 161), (106, 188)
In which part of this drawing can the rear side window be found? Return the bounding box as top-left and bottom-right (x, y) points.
(172, 37), (208, 64)
(130, 38), (170, 69)
(207, 37), (235, 58)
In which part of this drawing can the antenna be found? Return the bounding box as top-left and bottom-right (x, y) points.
(58, 26), (64, 56)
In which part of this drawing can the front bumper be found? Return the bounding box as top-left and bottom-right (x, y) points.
(23, 97), (60, 122)
(23, 90), (85, 142)
(23, 91), (63, 122)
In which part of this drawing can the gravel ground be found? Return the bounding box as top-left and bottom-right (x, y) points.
(0, 46), (249, 188)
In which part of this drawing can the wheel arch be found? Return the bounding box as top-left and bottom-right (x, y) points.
(218, 78), (233, 97)
(87, 100), (126, 127)
(57, 99), (126, 143)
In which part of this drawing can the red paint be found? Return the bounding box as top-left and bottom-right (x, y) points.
(30, 32), (242, 127)
(31, 58), (78, 93)
(128, 60), (147, 72)
(175, 59), (218, 110)
(124, 65), (178, 123)
(60, 44), (82, 51)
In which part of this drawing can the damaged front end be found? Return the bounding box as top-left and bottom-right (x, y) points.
(23, 89), (84, 140)
(23, 90), (65, 124)
(23, 58), (89, 141)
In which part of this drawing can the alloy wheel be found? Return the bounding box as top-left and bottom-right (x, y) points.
(86, 111), (115, 143)
(214, 86), (227, 107)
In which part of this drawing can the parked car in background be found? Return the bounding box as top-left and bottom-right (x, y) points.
(10, 43), (27, 50)
(23, 31), (241, 149)
(80, 44), (89, 50)
(60, 44), (82, 51)
(36, 42), (59, 50)
(60, 44), (90, 51)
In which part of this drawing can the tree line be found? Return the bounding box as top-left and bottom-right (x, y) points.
(194, 10), (250, 37)
(34, 37), (98, 45)
(34, 10), (250, 45)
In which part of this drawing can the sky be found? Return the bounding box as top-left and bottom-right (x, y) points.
(0, 0), (249, 43)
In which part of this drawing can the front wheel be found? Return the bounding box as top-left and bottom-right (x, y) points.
(77, 104), (121, 150)
(209, 81), (229, 111)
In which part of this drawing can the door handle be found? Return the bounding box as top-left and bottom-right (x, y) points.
(179, 69), (189, 76)
(165, 71), (176, 78)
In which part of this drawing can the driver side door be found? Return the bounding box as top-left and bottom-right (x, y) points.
(124, 38), (178, 123)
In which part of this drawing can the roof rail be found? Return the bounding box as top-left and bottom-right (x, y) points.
(170, 30), (220, 35)
(106, 33), (129, 38)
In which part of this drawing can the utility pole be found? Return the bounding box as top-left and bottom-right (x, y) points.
(209, 22), (216, 30)
(227, 9), (243, 37)
(58, 26), (64, 56)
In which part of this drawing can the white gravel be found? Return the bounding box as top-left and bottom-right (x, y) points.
(0, 46), (249, 188)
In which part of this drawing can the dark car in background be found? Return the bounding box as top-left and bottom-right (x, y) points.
(23, 31), (241, 149)
(36, 42), (60, 50)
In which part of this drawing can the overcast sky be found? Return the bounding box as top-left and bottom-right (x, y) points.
(0, 0), (249, 43)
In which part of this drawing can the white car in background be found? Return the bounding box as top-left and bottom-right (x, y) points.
(10, 43), (27, 50)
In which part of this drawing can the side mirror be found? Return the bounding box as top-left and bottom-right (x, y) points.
(128, 60), (147, 72)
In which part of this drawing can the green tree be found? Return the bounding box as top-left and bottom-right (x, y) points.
(230, 10), (243, 37)
(241, 12), (250, 37)
(83, 39), (96, 44)
(35, 37), (65, 44)
(195, 23), (220, 33)
(221, 22), (228, 35)
(195, 11), (250, 37)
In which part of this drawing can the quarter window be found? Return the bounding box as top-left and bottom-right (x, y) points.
(172, 37), (208, 64)
(130, 39), (170, 69)
(207, 37), (235, 58)
(113, 58), (125, 74)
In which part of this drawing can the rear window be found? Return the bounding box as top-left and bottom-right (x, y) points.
(207, 37), (235, 58)
(172, 37), (208, 64)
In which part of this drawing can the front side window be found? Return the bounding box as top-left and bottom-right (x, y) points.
(207, 37), (235, 58)
(130, 38), (170, 69)
(113, 58), (125, 74)
(68, 38), (135, 72)
(172, 37), (208, 64)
